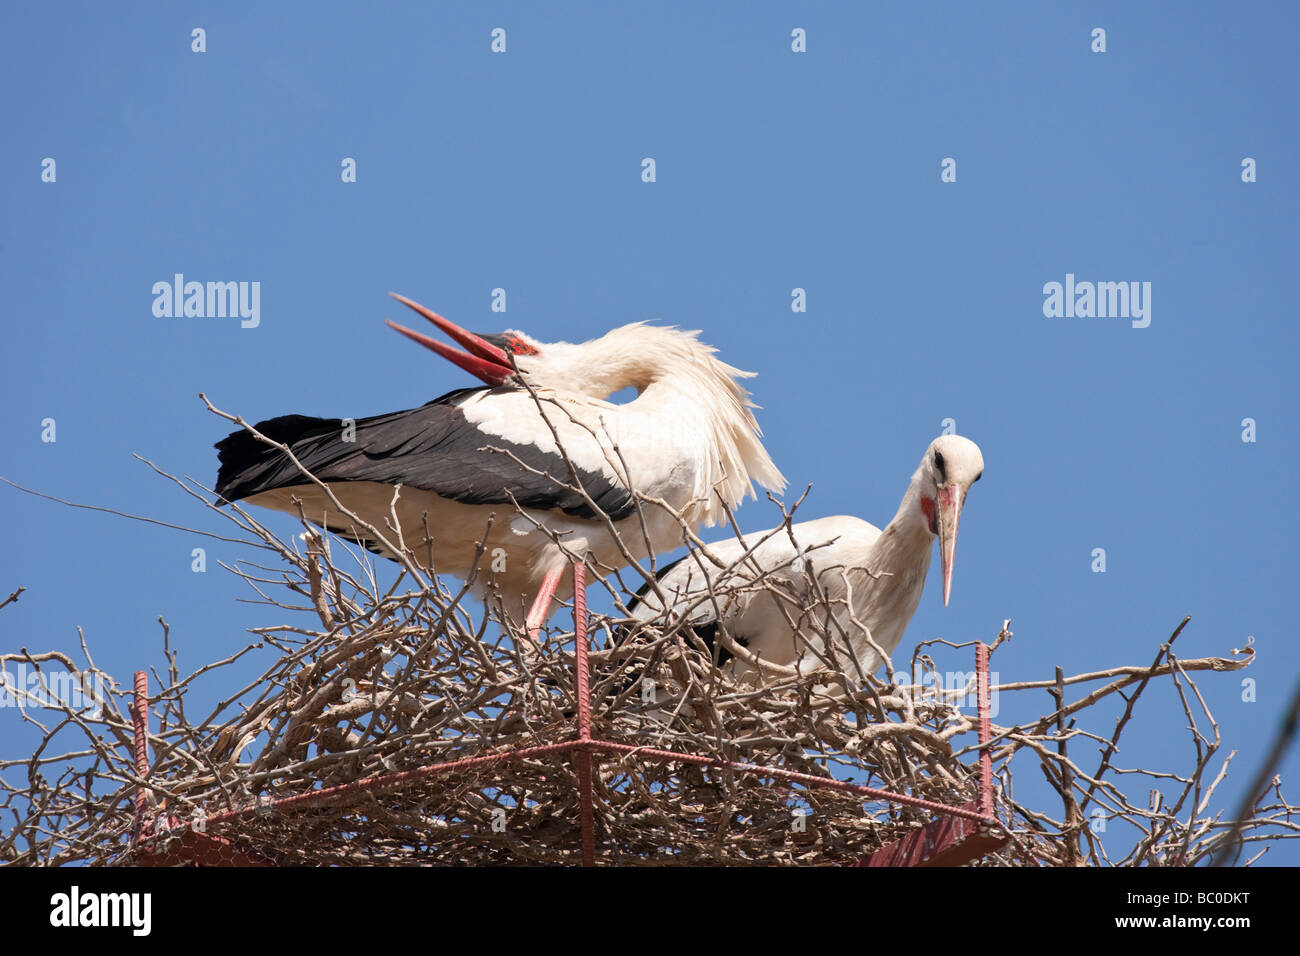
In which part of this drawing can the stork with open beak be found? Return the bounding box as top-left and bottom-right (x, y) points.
(214, 294), (786, 634)
(626, 435), (984, 691)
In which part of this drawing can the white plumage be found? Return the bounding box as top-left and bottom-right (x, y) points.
(628, 435), (984, 691)
(215, 294), (785, 631)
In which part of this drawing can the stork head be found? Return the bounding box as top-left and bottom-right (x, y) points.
(385, 293), (548, 387)
(384, 297), (745, 404)
(916, 435), (984, 607)
(385, 297), (785, 516)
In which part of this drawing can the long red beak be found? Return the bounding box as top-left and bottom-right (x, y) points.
(386, 293), (516, 386)
(936, 485), (964, 607)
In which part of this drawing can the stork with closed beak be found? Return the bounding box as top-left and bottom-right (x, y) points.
(626, 435), (984, 693)
(214, 294), (785, 634)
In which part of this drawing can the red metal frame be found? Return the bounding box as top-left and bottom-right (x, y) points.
(859, 641), (1004, 866)
(132, 561), (1006, 866)
(132, 670), (148, 845)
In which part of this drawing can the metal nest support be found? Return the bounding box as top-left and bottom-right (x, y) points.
(124, 562), (1006, 867)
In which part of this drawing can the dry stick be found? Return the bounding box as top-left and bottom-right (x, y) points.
(971, 649), (1241, 764)
(1050, 666), (1083, 866)
(1212, 676), (1300, 867)
(989, 651), (1249, 693)
(1077, 617), (1190, 818)
(0, 477), (265, 549)
(1162, 656), (1219, 866)
(0, 588), (26, 612)
(0, 649), (79, 670)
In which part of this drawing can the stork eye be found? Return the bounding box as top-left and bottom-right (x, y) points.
(933, 451), (946, 480)
(503, 335), (539, 357)
(973, 471), (982, 483)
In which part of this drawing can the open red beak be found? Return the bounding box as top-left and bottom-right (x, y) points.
(386, 293), (516, 386)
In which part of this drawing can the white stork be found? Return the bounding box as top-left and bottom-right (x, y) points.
(626, 435), (984, 692)
(214, 294), (785, 633)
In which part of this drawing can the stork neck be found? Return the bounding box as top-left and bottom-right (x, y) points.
(553, 325), (784, 519)
(853, 475), (935, 626)
(872, 484), (934, 567)
(544, 327), (697, 398)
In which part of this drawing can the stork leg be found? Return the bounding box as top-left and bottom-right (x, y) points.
(525, 563), (566, 641)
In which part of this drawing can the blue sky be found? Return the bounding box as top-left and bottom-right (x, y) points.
(2, 3), (1297, 864)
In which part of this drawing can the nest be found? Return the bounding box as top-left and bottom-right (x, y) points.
(0, 403), (1294, 866)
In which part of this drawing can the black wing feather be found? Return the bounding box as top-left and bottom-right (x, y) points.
(214, 387), (635, 521)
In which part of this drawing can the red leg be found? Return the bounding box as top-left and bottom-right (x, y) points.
(525, 563), (566, 641)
